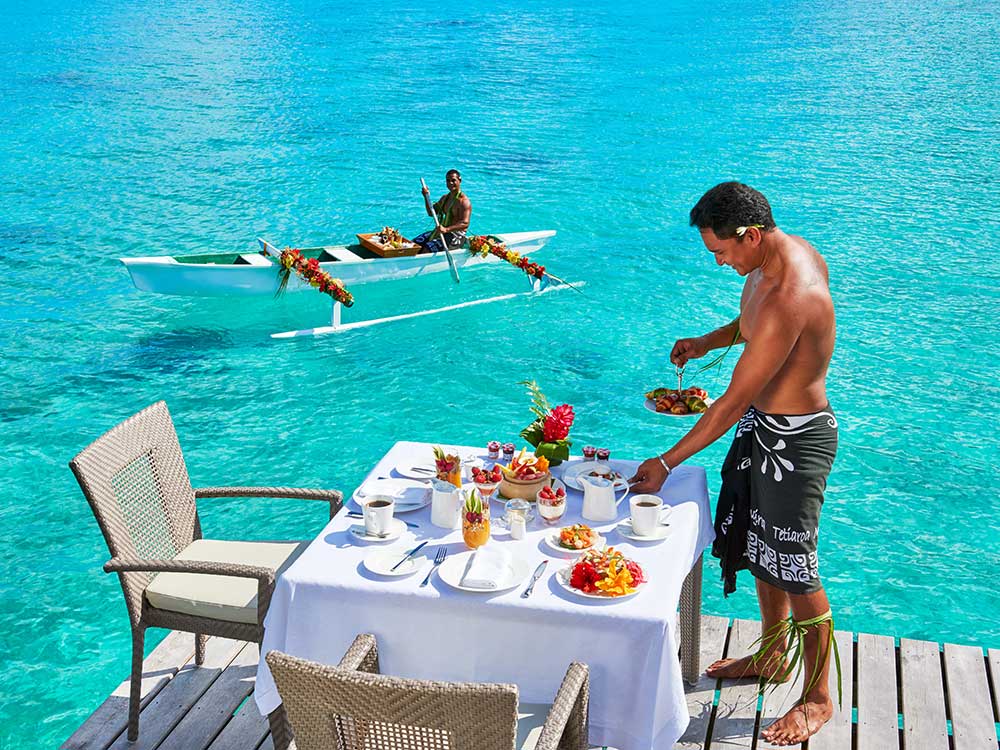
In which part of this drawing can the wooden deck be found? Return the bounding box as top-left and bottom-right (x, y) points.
(62, 616), (1000, 750)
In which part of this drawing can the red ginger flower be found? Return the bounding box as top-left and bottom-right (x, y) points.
(543, 403), (575, 442)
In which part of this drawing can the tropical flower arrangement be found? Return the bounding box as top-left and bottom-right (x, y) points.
(275, 247), (354, 307)
(469, 235), (546, 280)
(518, 380), (575, 465)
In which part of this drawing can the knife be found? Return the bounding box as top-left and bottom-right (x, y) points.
(521, 560), (548, 598)
(391, 540), (429, 572)
(347, 511), (419, 529)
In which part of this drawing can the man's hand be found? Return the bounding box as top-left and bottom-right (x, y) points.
(629, 457), (669, 494)
(421, 184), (430, 197)
(670, 336), (708, 367)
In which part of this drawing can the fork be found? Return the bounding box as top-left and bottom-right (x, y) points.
(420, 547), (447, 587)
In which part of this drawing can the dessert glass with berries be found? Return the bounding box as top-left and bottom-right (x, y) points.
(470, 464), (503, 503)
(462, 490), (491, 549)
(536, 484), (567, 524)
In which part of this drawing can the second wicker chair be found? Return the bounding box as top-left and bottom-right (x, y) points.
(266, 635), (590, 750)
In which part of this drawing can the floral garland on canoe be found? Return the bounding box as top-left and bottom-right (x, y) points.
(468, 235), (545, 280)
(274, 248), (355, 307)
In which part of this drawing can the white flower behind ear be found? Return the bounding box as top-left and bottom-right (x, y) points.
(735, 224), (764, 237)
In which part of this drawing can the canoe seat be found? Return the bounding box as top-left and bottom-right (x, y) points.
(234, 253), (273, 266)
(319, 246), (364, 262)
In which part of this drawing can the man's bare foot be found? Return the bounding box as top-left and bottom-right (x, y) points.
(705, 653), (790, 681)
(760, 698), (834, 746)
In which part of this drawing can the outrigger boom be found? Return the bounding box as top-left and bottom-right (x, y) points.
(270, 278), (585, 339)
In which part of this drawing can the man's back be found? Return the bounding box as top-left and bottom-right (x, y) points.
(741, 234), (835, 414)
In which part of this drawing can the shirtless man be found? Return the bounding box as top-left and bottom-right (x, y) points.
(630, 182), (838, 745)
(415, 169), (472, 253)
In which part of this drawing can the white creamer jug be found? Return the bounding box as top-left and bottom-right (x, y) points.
(580, 475), (629, 523)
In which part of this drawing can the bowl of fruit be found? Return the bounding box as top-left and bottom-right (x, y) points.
(499, 449), (551, 500)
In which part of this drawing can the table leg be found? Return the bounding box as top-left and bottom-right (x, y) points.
(680, 552), (703, 684)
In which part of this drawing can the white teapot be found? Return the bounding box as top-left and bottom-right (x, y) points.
(580, 474), (629, 523)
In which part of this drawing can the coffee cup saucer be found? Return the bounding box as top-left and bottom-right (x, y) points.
(349, 518), (406, 543)
(616, 518), (670, 543)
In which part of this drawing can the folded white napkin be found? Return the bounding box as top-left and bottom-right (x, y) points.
(460, 547), (512, 590)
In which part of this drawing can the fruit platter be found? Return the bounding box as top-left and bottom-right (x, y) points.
(356, 227), (420, 258)
(558, 547), (647, 599)
(644, 386), (712, 416)
(499, 449), (551, 500)
(544, 524), (605, 555)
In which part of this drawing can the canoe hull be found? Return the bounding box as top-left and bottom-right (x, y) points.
(121, 231), (556, 297)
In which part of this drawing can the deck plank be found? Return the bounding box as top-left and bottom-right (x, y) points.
(206, 691), (270, 750)
(105, 637), (246, 750)
(756, 633), (805, 750)
(258, 736), (275, 750)
(61, 631), (195, 750)
(808, 630), (855, 750)
(898, 638), (948, 750)
(855, 633), (898, 750)
(676, 614), (729, 749)
(158, 643), (260, 750)
(708, 618), (761, 749)
(943, 643), (998, 750)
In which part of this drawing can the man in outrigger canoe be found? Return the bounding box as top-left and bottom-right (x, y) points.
(630, 182), (838, 746)
(416, 169), (472, 253)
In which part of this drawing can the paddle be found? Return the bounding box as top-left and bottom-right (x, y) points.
(422, 177), (460, 284)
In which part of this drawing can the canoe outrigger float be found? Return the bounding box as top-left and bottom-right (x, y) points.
(119, 230), (583, 338)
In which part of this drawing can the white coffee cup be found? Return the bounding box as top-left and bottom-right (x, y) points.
(363, 495), (395, 536)
(630, 494), (665, 537)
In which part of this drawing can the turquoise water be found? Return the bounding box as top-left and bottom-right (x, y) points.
(2, 0), (998, 744)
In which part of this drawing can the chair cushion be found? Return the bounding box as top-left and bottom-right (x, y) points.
(145, 539), (308, 624)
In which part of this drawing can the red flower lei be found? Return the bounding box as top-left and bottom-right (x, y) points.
(468, 235), (546, 280)
(275, 248), (355, 307)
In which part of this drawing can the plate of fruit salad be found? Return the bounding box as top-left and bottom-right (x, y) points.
(556, 547), (647, 600)
(644, 387), (713, 417)
(544, 524), (605, 554)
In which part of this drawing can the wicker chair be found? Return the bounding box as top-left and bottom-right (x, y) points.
(266, 636), (590, 750)
(69, 400), (342, 742)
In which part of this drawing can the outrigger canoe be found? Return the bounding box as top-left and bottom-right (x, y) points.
(120, 231), (556, 297)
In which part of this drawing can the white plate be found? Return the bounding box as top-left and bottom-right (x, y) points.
(352, 478), (431, 513)
(555, 563), (646, 600)
(436, 550), (533, 593)
(348, 518), (407, 543)
(497, 476), (567, 502)
(544, 527), (605, 555)
(363, 548), (422, 577)
(643, 396), (715, 417)
(616, 517), (670, 542)
(562, 461), (630, 492)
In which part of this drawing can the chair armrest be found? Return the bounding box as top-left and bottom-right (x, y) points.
(103, 556), (275, 583)
(104, 557), (277, 626)
(337, 633), (380, 674)
(535, 662), (590, 750)
(194, 486), (343, 519)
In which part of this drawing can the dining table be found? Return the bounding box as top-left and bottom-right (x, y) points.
(254, 440), (715, 750)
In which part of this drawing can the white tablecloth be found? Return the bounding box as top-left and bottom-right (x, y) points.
(255, 441), (714, 750)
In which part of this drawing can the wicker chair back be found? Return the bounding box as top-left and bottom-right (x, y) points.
(70, 401), (198, 623)
(266, 650), (520, 750)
